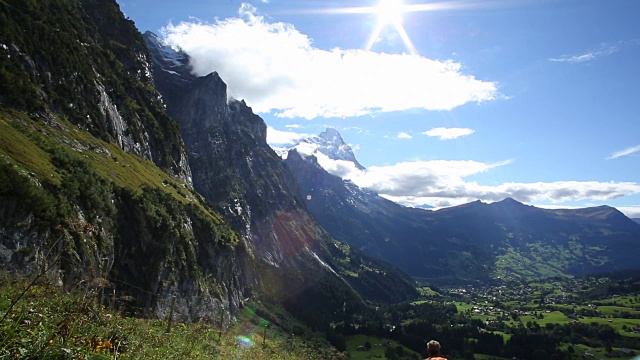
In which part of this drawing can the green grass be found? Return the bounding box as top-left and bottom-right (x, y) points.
(0, 115), (61, 185)
(417, 286), (441, 297)
(0, 106), (228, 231)
(598, 306), (640, 317)
(515, 311), (572, 326)
(0, 273), (338, 359)
(0, 108), (188, 203)
(346, 334), (419, 359)
(577, 317), (640, 337)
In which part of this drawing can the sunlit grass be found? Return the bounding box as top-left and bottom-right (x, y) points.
(0, 106), (227, 230)
(0, 273), (335, 359)
(0, 113), (61, 185)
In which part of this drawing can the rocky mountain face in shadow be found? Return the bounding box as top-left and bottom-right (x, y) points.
(0, 0), (257, 323)
(285, 129), (640, 285)
(143, 33), (419, 313)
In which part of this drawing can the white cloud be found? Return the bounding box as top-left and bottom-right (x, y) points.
(298, 147), (640, 209)
(615, 206), (640, 219)
(608, 144), (640, 159)
(266, 126), (311, 146)
(285, 124), (301, 128)
(397, 132), (412, 139)
(380, 180), (640, 209)
(162, 5), (498, 119)
(423, 127), (475, 140)
(549, 44), (619, 63)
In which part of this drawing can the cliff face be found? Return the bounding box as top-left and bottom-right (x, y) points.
(0, 0), (191, 182)
(168, 71), (303, 258)
(145, 33), (419, 314)
(0, 0), (255, 323)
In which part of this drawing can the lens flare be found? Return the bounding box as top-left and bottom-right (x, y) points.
(236, 336), (255, 347)
(376, 0), (405, 26)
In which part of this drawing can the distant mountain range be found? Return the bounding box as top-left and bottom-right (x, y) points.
(284, 129), (640, 285)
(633, 218), (640, 225)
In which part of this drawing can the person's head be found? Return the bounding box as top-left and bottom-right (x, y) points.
(427, 340), (441, 357)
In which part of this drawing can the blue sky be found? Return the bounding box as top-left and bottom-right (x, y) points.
(119, 0), (640, 217)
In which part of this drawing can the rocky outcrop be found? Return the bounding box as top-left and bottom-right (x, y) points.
(145, 32), (420, 320)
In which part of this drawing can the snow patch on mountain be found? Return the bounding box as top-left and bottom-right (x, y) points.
(290, 127), (366, 171)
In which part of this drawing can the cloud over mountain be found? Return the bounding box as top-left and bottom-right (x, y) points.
(162, 4), (498, 119)
(297, 147), (640, 209)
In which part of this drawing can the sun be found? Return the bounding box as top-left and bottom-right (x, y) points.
(366, 0), (416, 54)
(375, 0), (405, 26)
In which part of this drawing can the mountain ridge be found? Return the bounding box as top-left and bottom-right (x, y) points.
(284, 128), (640, 284)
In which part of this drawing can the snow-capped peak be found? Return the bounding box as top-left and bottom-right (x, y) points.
(292, 128), (365, 170)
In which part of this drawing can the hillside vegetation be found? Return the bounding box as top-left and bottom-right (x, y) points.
(0, 273), (339, 359)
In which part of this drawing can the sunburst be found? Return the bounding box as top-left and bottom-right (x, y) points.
(291, 0), (503, 55)
(366, 0), (416, 54)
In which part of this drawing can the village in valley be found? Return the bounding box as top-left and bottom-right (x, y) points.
(447, 276), (640, 359)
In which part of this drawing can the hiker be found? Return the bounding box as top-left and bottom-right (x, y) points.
(425, 340), (447, 360)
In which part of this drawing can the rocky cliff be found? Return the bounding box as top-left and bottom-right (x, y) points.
(144, 33), (419, 312)
(0, 0), (255, 323)
(0, 0), (190, 182)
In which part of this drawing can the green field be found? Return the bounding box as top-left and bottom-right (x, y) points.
(346, 334), (420, 360)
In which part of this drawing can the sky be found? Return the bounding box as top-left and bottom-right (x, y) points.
(118, 0), (640, 218)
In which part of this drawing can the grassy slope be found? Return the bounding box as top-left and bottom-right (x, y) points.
(0, 274), (336, 359)
(0, 107), (226, 227)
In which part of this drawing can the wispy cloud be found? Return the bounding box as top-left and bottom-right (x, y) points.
(396, 132), (412, 139)
(608, 145), (640, 159)
(549, 43), (619, 63)
(423, 127), (475, 140)
(295, 147), (640, 209)
(162, 5), (498, 119)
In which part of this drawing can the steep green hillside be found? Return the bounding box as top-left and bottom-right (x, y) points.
(0, 0), (189, 179)
(0, 105), (248, 314)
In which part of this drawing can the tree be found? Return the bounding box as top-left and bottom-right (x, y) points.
(385, 345), (399, 360)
